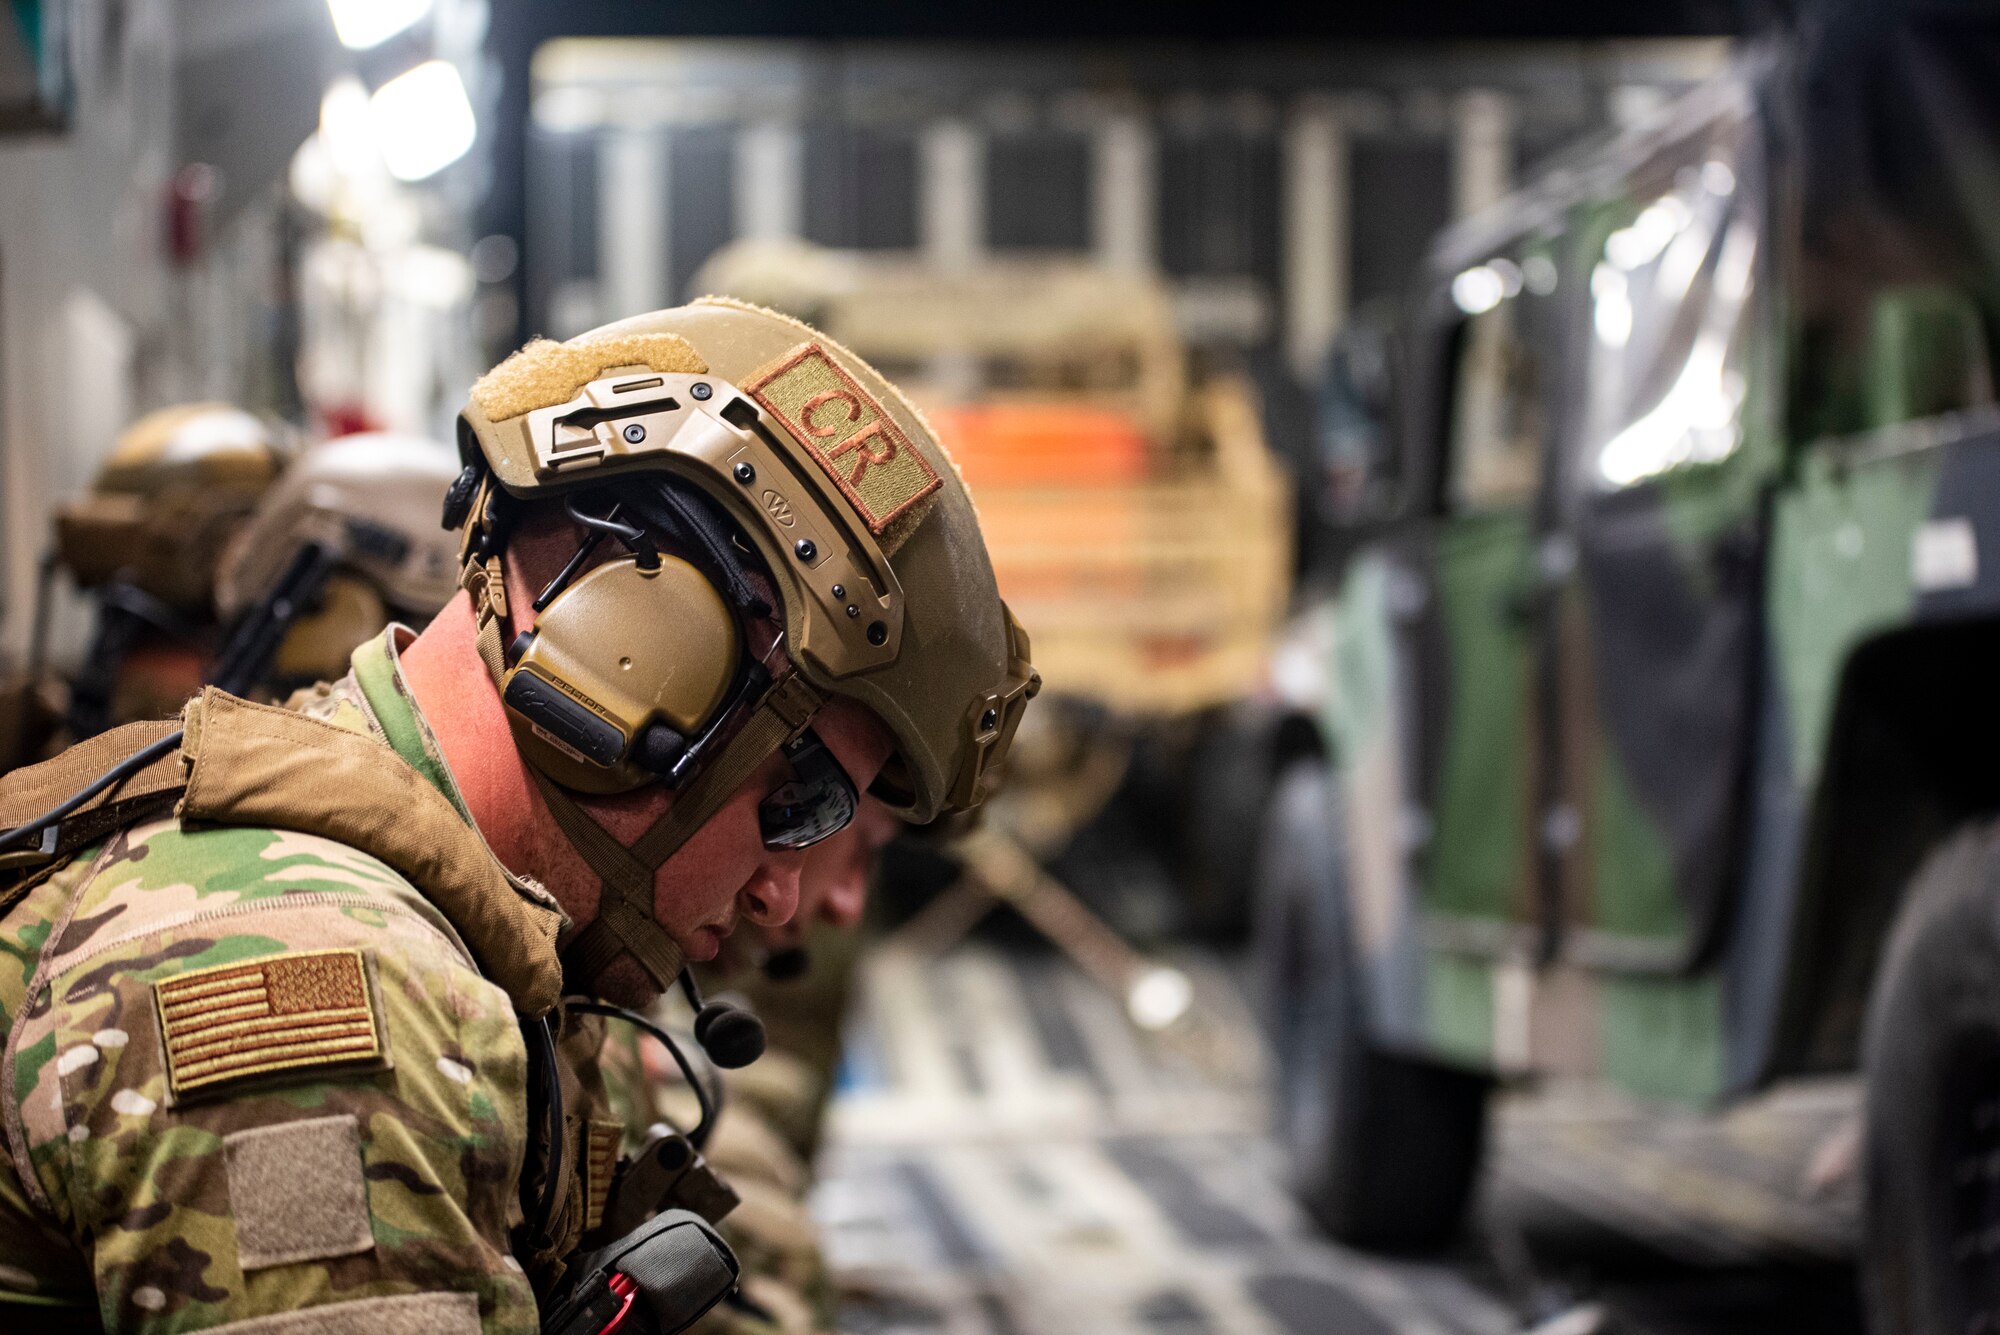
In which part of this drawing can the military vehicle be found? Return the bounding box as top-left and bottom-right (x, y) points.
(696, 242), (1292, 941)
(1254, 12), (2000, 1329)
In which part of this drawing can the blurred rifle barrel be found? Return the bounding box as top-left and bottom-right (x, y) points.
(209, 541), (338, 698)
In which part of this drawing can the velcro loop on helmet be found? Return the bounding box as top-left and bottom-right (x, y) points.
(470, 333), (709, 423)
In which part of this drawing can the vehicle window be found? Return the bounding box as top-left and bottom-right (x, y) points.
(1582, 111), (1760, 491)
(1444, 256), (1551, 511)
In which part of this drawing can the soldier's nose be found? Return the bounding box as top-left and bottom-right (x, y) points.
(740, 862), (802, 927)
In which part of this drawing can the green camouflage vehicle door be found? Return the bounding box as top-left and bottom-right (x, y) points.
(1549, 89), (1775, 980)
(1416, 240), (1566, 968)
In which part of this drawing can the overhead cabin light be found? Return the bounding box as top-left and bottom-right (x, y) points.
(370, 61), (477, 182)
(327, 0), (434, 51)
(1127, 966), (1194, 1032)
(318, 78), (379, 178)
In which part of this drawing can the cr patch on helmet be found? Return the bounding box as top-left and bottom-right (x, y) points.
(745, 341), (942, 534)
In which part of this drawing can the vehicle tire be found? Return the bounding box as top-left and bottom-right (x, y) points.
(1862, 817), (2000, 1334)
(1254, 758), (1489, 1251)
(1180, 705), (1286, 941)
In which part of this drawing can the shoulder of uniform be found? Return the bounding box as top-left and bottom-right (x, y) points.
(89, 813), (420, 901)
(47, 816), (469, 973)
(1, 861), (534, 1325)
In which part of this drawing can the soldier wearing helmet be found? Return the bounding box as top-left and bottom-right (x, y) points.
(0, 302), (1035, 1333)
(51, 403), (285, 738)
(212, 431), (464, 696)
(224, 427), (873, 1335)
(223, 428), (857, 1335)
(609, 797), (906, 1335)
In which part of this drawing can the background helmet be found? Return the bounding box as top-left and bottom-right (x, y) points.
(54, 403), (282, 612)
(217, 431), (463, 683)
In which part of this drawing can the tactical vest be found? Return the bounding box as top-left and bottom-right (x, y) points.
(0, 690), (565, 1006)
(0, 689), (604, 1311)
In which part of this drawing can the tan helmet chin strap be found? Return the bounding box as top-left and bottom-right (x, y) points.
(464, 536), (826, 995)
(525, 768), (685, 989)
(542, 673), (819, 991)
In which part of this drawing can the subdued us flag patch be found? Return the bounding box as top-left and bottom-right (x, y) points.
(745, 341), (943, 534)
(154, 948), (387, 1103)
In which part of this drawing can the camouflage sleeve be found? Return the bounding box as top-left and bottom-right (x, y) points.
(4, 833), (539, 1334)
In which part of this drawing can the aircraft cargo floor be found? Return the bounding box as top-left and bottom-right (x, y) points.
(816, 946), (1865, 1335)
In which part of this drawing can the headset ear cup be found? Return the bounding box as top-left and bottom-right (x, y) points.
(502, 554), (740, 794)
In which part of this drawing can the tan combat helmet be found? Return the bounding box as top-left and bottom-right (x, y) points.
(454, 300), (1038, 987)
(55, 403), (283, 611)
(216, 432), (464, 684)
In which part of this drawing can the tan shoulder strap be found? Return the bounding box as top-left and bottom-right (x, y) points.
(0, 718), (186, 860)
(0, 694), (567, 1018)
(179, 690), (566, 1016)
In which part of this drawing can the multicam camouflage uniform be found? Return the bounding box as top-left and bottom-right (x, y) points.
(0, 628), (628, 1334)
